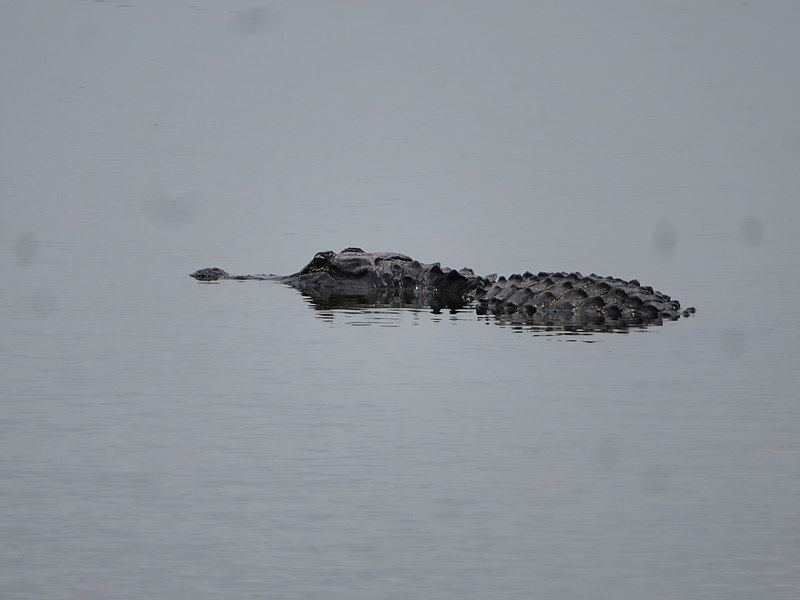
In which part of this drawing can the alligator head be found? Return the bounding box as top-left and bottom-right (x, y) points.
(284, 247), (476, 296)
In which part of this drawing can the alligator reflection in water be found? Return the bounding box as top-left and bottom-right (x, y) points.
(190, 247), (695, 333)
(300, 289), (468, 313)
(300, 289), (664, 336)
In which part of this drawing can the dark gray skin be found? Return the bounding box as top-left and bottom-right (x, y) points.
(190, 247), (695, 326)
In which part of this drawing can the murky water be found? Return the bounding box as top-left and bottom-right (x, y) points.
(2, 2), (799, 599)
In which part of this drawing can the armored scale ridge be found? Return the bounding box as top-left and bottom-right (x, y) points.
(190, 247), (695, 327)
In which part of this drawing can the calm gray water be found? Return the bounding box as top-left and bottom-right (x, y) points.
(2, 2), (799, 599)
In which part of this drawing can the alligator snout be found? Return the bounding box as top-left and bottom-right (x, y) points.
(190, 267), (229, 281)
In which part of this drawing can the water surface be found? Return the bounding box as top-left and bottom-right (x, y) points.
(2, 2), (799, 599)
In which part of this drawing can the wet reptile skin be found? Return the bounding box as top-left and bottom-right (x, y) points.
(191, 247), (695, 327)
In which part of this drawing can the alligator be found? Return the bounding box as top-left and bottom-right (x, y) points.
(190, 247), (694, 327)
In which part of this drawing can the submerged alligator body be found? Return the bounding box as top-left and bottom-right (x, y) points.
(190, 247), (694, 327)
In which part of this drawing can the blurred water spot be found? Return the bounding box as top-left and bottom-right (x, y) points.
(641, 464), (670, 494)
(740, 215), (764, 247)
(14, 232), (41, 266)
(141, 191), (198, 229)
(230, 6), (274, 35)
(721, 328), (747, 360)
(652, 219), (678, 260)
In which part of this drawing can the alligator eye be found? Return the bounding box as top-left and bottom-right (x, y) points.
(310, 255), (328, 268)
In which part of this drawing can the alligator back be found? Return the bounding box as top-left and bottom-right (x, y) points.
(471, 271), (693, 326)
